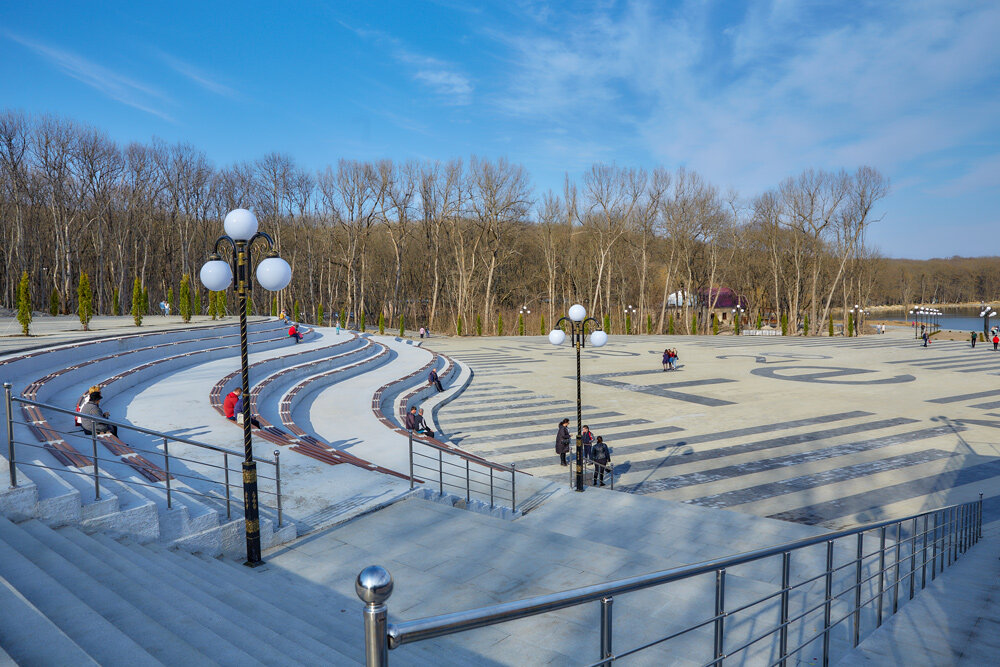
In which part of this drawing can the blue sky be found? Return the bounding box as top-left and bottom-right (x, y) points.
(2, 0), (998, 259)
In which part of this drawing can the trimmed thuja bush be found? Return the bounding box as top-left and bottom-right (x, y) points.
(518, 313), (524, 336)
(625, 313), (632, 335)
(378, 312), (385, 335)
(756, 313), (763, 329)
(112, 287), (120, 316)
(603, 314), (611, 333)
(668, 313), (675, 335)
(293, 300), (300, 323)
(497, 313), (504, 336)
(476, 315), (482, 336)
(847, 313), (854, 337)
(828, 313), (834, 337)
(49, 288), (59, 316)
(17, 271), (31, 335)
(179, 275), (192, 322)
(317, 304), (325, 326)
(339, 309), (346, 328)
(131, 278), (143, 326)
(456, 315), (463, 336)
(208, 291), (217, 320)
(647, 313), (653, 334)
(781, 313), (788, 336)
(399, 314), (405, 336)
(359, 311), (366, 332)
(803, 313), (809, 336)
(691, 313), (698, 334)
(271, 296), (278, 317)
(78, 272), (93, 331)
(540, 314), (546, 336)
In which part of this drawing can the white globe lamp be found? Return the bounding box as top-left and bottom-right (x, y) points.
(568, 304), (586, 322)
(224, 208), (259, 241)
(590, 330), (608, 347)
(256, 256), (292, 291)
(199, 259), (233, 292)
(548, 329), (566, 346)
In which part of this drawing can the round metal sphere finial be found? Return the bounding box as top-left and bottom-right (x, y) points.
(356, 565), (393, 604)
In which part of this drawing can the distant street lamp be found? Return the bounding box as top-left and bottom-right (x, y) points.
(200, 209), (291, 566)
(549, 304), (607, 492)
(624, 305), (637, 335)
(980, 305), (996, 340)
(732, 305), (745, 335)
(519, 306), (531, 335)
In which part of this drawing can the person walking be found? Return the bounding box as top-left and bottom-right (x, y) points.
(662, 349), (670, 371)
(555, 418), (571, 466)
(592, 436), (611, 486)
(972, 331), (977, 348)
(419, 326), (426, 339)
(922, 331), (930, 347)
(993, 334), (999, 351)
(428, 368), (444, 392)
(79, 389), (118, 437)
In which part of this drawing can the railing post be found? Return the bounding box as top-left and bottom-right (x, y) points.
(778, 551), (790, 667)
(356, 566), (393, 667)
(714, 569), (726, 666)
(959, 505), (966, 555)
(948, 507), (954, 565)
(465, 458), (470, 503)
(908, 518), (917, 600)
(274, 449), (282, 528)
(510, 464), (516, 512)
(823, 540), (833, 667)
(408, 433), (414, 490)
(163, 437), (171, 509)
(921, 514), (928, 589)
(224, 452), (232, 519)
(91, 429), (100, 500)
(438, 449), (443, 496)
(978, 493), (983, 540)
(5, 383), (16, 488)
(489, 466), (494, 508)
(876, 526), (886, 628)
(892, 522), (901, 614)
(600, 596), (613, 666)
(853, 532), (863, 647)
(967, 501), (975, 548)
(931, 513), (938, 582)
(610, 463), (614, 490)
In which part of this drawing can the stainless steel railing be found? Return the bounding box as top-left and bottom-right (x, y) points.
(571, 457), (614, 490)
(407, 432), (517, 512)
(358, 495), (984, 666)
(4, 385), (283, 526)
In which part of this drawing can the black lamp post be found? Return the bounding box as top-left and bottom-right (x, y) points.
(200, 209), (291, 566)
(549, 304), (608, 492)
(731, 305), (745, 335)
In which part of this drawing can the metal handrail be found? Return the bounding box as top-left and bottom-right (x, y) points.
(407, 431), (517, 511)
(358, 494), (984, 665)
(4, 387), (283, 526)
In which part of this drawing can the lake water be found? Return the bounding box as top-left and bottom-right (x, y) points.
(881, 307), (997, 332)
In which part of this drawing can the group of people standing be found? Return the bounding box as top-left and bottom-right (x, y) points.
(555, 419), (612, 486)
(661, 348), (679, 370)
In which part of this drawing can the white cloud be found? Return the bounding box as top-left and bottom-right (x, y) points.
(155, 50), (237, 98)
(5, 31), (174, 122)
(489, 1), (1000, 197)
(337, 20), (473, 105)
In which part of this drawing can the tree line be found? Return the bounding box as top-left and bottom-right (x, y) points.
(1, 109), (890, 335)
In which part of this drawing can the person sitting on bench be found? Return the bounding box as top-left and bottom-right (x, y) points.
(79, 389), (118, 437)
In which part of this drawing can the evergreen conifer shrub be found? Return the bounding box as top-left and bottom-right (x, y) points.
(179, 275), (191, 322)
(49, 288), (59, 316)
(17, 271), (31, 335)
(131, 278), (143, 326)
(78, 273), (93, 331)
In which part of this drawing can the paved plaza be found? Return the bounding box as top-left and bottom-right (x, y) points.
(425, 329), (1000, 529)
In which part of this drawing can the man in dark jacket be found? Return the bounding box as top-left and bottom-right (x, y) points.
(592, 436), (611, 486)
(404, 406), (418, 431)
(415, 408), (434, 437)
(555, 418), (571, 466)
(428, 368), (444, 392)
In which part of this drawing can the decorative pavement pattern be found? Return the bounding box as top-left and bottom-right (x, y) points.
(428, 332), (1000, 529)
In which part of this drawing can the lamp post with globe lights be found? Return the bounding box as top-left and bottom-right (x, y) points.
(200, 209), (291, 566)
(980, 305), (996, 340)
(549, 304), (607, 492)
(731, 305), (745, 335)
(519, 306), (531, 335)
